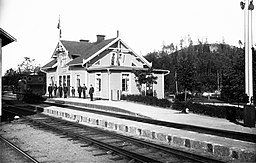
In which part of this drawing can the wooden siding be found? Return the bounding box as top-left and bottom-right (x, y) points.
(124, 53), (144, 67)
(101, 73), (109, 99)
(89, 49), (144, 68)
(70, 70), (86, 96)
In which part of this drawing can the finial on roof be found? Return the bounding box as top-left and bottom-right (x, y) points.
(117, 30), (119, 37)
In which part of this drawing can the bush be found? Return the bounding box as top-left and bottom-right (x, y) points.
(121, 95), (248, 121)
(175, 93), (192, 101)
(172, 101), (244, 120)
(121, 94), (171, 108)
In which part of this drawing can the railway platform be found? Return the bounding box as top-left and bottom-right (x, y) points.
(43, 97), (256, 162)
(46, 97), (256, 133)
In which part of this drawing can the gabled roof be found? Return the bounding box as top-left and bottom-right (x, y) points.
(43, 35), (152, 70)
(61, 40), (93, 57)
(42, 58), (57, 69)
(67, 38), (116, 66)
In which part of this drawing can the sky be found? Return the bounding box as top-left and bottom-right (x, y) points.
(1, 0), (256, 74)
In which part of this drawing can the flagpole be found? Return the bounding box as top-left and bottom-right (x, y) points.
(57, 14), (61, 40)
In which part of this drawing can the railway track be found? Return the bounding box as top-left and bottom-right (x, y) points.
(43, 101), (256, 143)
(0, 135), (39, 163)
(2, 103), (224, 163)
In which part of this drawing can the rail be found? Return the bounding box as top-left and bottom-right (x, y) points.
(0, 135), (39, 163)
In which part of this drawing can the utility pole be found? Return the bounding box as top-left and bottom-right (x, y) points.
(175, 70), (178, 94)
(240, 0), (255, 127)
(240, 0), (254, 104)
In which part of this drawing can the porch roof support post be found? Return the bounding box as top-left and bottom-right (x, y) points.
(107, 69), (111, 101)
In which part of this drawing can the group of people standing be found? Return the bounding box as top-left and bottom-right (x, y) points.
(48, 84), (94, 101)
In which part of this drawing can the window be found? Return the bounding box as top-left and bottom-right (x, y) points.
(111, 53), (116, 65)
(122, 54), (125, 64)
(59, 76), (62, 86)
(50, 76), (54, 85)
(67, 75), (70, 87)
(77, 75), (80, 87)
(110, 52), (123, 66)
(96, 74), (101, 92)
(122, 74), (130, 92)
(63, 75), (66, 86)
(58, 53), (67, 67)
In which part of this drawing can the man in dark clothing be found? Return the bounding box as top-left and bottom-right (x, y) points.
(58, 85), (63, 98)
(71, 87), (75, 97)
(89, 84), (94, 101)
(48, 84), (53, 98)
(78, 85), (82, 98)
(63, 84), (68, 98)
(53, 84), (57, 97)
(82, 84), (87, 99)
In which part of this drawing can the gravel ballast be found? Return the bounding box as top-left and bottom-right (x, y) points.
(0, 119), (127, 163)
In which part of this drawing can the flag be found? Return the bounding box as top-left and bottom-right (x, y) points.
(57, 15), (61, 39)
(59, 29), (62, 39)
(57, 17), (60, 29)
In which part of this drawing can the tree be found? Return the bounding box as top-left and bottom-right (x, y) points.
(144, 36), (249, 103)
(3, 57), (44, 87)
(4, 68), (17, 76)
(221, 48), (248, 103)
(18, 57), (38, 75)
(133, 68), (158, 96)
(2, 68), (21, 86)
(177, 58), (196, 101)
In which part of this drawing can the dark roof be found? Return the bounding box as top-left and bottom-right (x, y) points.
(0, 28), (16, 47)
(61, 40), (93, 57)
(42, 58), (57, 69)
(66, 38), (116, 65)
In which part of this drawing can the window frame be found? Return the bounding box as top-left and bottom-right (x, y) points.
(121, 73), (131, 93)
(95, 73), (102, 92)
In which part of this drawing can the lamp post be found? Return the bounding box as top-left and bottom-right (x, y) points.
(240, 0), (254, 104)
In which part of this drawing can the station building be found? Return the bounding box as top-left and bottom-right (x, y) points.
(42, 34), (168, 100)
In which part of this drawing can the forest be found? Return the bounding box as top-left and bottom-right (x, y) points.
(144, 37), (256, 103)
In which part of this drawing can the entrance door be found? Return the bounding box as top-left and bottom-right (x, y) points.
(95, 73), (102, 97)
(67, 75), (70, 96)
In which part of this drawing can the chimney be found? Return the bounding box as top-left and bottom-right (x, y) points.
(80, 39), (89, 42)
(96, 35), (105, 42)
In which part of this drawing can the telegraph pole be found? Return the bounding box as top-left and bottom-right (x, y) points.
(241, 0), (254, 104)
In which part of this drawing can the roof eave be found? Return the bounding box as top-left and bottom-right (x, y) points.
(0, 28), (16, 47)
(83, 37), (119, 64)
